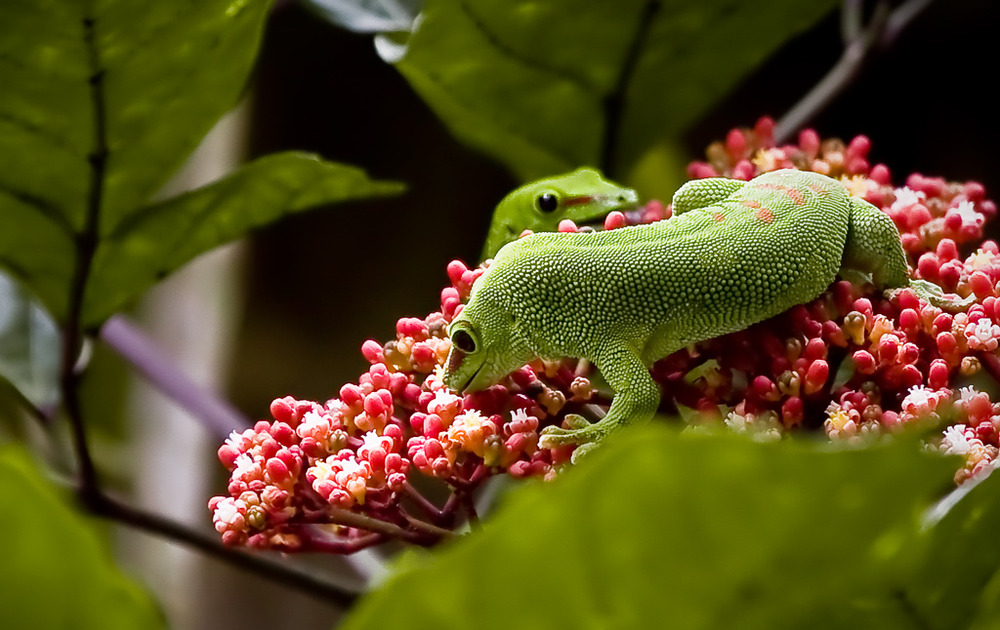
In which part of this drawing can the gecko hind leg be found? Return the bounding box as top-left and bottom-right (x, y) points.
(671, 177), (747, 215)
(843, 197), (973, 311)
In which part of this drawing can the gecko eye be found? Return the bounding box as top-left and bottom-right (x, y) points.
(451, 328), (478, 354)
(536, 192), (559, 213)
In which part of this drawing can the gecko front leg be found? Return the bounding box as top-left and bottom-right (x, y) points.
(539, 347), (661, 462)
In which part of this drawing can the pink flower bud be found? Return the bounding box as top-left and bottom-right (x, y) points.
(932, 313), (953, 335)
(604, 211), (628, 230)
(446, 260), (468, 286)
(853, 350), (876, 374)
(899, 308), (919, 331)
(937, 238), (959, 261)
(900, 364), (922, 388)
(782, 397), (804, 427)
(804, 360), (829, 395)
(798, 129), (820, 157)
(270, 422), (295, 446)
(726, 129), (748, 159)
(687, 162), (717, 179)
(970, 271), (993, 298)
(936, 331), (957, 355)
(423, 439), (444, 460)
(218, 445), (240, 469)
(869, 164), (891, 185)
(917, 253), (940, 281)
(928, 359), (949, 389)
(558, 219), (579, 233)
(266, 457), (290, 483)
(269, 397), (294, 424)
(361, 340), (384, 364)
(732, 159), (755, 181)
(431, 458), (452, 478)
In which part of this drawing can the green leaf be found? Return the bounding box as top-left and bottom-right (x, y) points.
(904, 466), (1000, 629)
(1, 1), (403, 328)
(0, 445), (164, 629)
(379, 0), (837, 183)
(0, 0), (274, 323)
(342, 426), (953, 630)
(84, 152), (404, 327)
(0, 272), (60, 410)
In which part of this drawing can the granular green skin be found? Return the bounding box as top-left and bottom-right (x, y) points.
(481, 166), (639, 258)
(445, 169), (961, 459)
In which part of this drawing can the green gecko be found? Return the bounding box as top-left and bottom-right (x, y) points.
(445, 169), (973, 462)
(481, 167), (640, 259)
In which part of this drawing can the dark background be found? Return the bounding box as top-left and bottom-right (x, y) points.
(231, 0), (1000, 416)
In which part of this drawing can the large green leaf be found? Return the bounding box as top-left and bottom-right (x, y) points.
(84, 151), (403, 327)
(0, 0), (404, 329)
(903, 466), (1000, 629)
(0, 445), (164, 628)
(342, 426), (953, 630)
(378, 0), (837, 185)
(0, 0), (275, 321)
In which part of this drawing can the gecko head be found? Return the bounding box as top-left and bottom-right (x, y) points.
(482, 166), (640, 257)
(442, 300), (530, 394)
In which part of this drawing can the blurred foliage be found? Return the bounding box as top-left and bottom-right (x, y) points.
(0, 0), (402, 330)
(341, 426), (994, 629)
(0, 445), (164, 628)
(372, 0), (837, 199)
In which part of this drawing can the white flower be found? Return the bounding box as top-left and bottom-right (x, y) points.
(941, 424), (975, 456)
(225, 429), (250, 450)
(952, 200), (984, 227)
(965, 319), (1000, 350)
(891, 187), (925, 211)
(510, 408), (530, 424)
(959, 386), (979, 404)
(902, 385), (938, 413)
(233, 453), (257, 478)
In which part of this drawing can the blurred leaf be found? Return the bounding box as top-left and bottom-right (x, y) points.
(342, 426), (953, 630)
(377, 0), (837, 184)
(0, 272), (60, 410)
(84, 152), (403, 327)
(301, 0), (421, 33)
(0, 0), (277, 321)
(904, 467), (1000, 629)
(0, 0), (265, 317)
(0, 445), (164, 628)
(0, 1), (403, 329)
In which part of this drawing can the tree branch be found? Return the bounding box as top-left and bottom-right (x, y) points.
(774, 0), (935, 144)
(100, 315), (251, 438)
(88, 491), (361, 607)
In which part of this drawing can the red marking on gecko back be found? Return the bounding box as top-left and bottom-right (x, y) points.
(754, 183), (805, 205)
(808, 183), (829, 196)
(713, 212), (725, 222)
(756, 208), (774, 223)
(741, 199), (762, 208)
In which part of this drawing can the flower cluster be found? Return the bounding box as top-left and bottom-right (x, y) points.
(684, 117), (998, 483)
(211, 118), (998, 552)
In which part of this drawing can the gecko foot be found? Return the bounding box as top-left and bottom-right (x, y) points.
(539, 414), (610, 463)
(898, 280), (975, 312)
